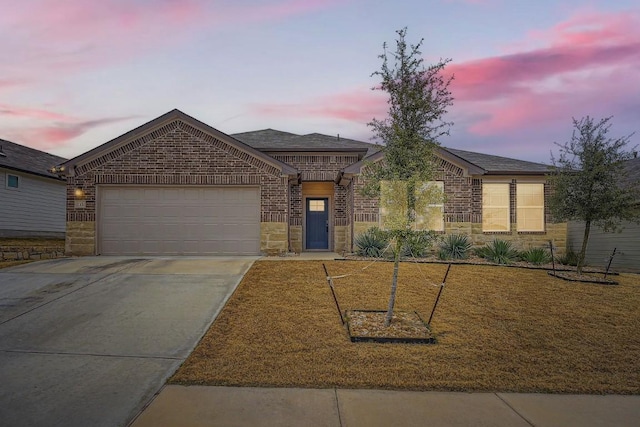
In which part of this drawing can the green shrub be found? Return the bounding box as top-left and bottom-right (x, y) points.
(473, 245), (491, 259)
(477, 239), (520, 264)
(355, 227), (389, 258)
(438, 234), (472, 260)
(400, 231), (437, 258)
(557, 245), (579, 266)
(520, 247), (552, 265)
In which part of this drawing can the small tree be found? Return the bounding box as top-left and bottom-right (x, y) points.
(549, 116), (639, 275)
(361, 28), (453, 326)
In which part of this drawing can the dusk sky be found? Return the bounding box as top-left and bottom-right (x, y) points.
(1, 0), (638, 163)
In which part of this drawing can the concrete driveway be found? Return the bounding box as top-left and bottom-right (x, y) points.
(0, 256), (257, 427)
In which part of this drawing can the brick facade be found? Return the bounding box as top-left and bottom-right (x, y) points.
(350, 157), (567, 254)
(61, 111), (565, 257)
(66, 120), (288, 255)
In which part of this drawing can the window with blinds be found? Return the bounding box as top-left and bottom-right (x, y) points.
(482, 183), (510, 232)
(517, 183), (545, 232)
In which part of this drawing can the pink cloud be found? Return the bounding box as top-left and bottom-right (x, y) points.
(0, 79), (28, 90)
(449, 10), (640, 103)
(1, 0), (346, 78)
(0, 104), (77, 122)
(451, 9), (640, 135)
(254, 9), (640, 148)
(0, 1), (347, 150)
(3, 116), (140, 150)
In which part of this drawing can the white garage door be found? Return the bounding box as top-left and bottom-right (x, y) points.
(98, 186), (260, 255)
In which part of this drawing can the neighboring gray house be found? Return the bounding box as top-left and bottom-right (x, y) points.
(0, 139), (67, 238)
(568, 157), (640, 272)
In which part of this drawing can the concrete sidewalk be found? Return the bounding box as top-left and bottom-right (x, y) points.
(131, 385), (640, 427)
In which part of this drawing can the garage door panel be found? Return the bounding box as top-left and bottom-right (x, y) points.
(142, 189), (160, 200)
(160, 206), (182, 219)
(99, 186), (260, 255)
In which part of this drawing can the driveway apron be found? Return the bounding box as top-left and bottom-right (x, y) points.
(0, 256), (257, 427)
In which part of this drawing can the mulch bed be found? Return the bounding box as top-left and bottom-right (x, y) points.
(345, 310), (435, 344)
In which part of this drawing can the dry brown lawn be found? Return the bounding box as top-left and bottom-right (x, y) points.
(171, 260), (640, 394)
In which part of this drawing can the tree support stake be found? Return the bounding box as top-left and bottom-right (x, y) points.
(428, 263), (451, 326)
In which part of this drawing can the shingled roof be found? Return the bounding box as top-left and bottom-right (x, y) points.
(232, 129), (381, 156)
(232, 129), (551, 174)
(445, 148), (551, 174)
(0, 139), (67, 180)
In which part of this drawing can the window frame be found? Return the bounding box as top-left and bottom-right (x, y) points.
(516, 182), (545, 232)
(482, 182), (511, 232)
(6, 173), (20, 190)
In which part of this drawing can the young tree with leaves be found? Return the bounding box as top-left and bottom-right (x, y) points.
(361, 28), (453, 326)
(549, 116), (638, 275)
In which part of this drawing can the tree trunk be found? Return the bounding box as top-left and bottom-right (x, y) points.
(577, 220), (591, 275)
(384, 239), (402, 327)
(407, 180), (416, 224)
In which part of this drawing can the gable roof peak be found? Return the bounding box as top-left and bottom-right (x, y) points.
(57, 109), (297, 177)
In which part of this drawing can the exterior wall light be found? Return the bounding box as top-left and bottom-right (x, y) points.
(74, 188), (85, 199)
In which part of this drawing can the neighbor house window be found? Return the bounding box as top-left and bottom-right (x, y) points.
(6, 174), (19, 189)
(482, 183), (510, 232)
(517, 183), (545, 232)
(380, 180), (444, 231)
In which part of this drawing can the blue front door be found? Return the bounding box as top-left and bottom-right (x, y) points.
(306, 198), (329, 250)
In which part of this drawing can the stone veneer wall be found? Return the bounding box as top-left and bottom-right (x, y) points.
(334, 226), (348, 254)
(289, 225), (303, 253)
(66, 120), (289, 256)
(445, 222), (567, 255)
(1, 245), (65, 261)
(66, 221), (96, 256)
(261, 222), (288, 255)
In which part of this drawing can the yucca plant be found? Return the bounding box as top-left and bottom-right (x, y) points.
(354, 227), (389, 258)
(473, 245), (491, 259)
(400, 230), (437, 258)
(438, 234), (472, 260)
(520, 247), (552, 265)
(478, 239), (520, 264)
